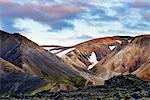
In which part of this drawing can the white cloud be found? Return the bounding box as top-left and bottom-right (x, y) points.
(12, 17), (149, 47)
(13, 18), (51, 33)
(120, 10), (150, 30)
(13, 0), (54, 5)
(89, 0), (124, 8)
(12, 18), (100, 46)
(12, 18), (87, 46)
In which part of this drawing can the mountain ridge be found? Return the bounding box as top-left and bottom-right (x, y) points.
(0, 30), (150, 98)
(48, 34), (150, 85)
(0, 30), (86, 91)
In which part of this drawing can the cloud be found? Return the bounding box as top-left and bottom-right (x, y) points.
(50, 21), (74, 31)
(128, 0), (150, 9)
(13, 18), (51, 32)
(0, 0), (11, 3)
(87, 7), (118, 21)
(119, 9), (150, 30)
(1, 0), (150, 46)
(76, 35), (93, 40)
(11, 18), (99, 46)
(0, 0), (81, 19)
(12, 17), (148, 46)
(143, 11), (150, 21)
(0, 0), (82, 30)
(13, 0), (55, 5)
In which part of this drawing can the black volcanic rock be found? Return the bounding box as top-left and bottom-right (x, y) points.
(105, 74), (143, 87)
(2, 75), (149, 99)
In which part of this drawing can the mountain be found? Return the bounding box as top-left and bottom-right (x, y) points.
(92, 35), (150, 84)
(0, 57), (24, 73)
(0, 30), (149, 99)
(48, 36), (132, 70)
(0, 30), (86, 91)
(0, 57), (49, 96)
(48, 34), (150, 85)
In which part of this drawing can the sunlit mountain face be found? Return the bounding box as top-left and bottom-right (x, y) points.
(0, 0), (150, 99)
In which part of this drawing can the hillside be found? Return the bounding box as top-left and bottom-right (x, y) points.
(0, 57), (49, 96)
(48, 34), (150, 85)
(0, 30), (86, 91)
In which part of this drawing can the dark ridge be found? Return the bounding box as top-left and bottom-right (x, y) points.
(12, 32), (40, 47)
(0, 30), (85, 91)
(114, 36), (132, 38)
(13, 33), (20, 37)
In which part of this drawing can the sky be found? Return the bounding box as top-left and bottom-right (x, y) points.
(0, 0), (150, 46)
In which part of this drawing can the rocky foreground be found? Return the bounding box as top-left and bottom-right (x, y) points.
(1, 75), (150, 99)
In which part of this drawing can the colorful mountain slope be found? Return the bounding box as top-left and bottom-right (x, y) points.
(0, 30), (85, 90)
(48, 36), (132, 70)
(91, 35), (150, 84)
(0, 57), (49, 96)
(1, 30), (149, 97)
(48, 34), (150, 85)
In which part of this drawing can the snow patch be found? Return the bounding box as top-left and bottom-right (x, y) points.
(56, 48), (75, 57)
(109, 45), (115, 50)
(128, 39), (132, 43)
(89, 52), (97, 63)
(88, 52), (98, 70)
(87, 61), (98, 70)
(116, 40), (122, 44)
(43, 47), (55, 50)
(50, 49), (62, 54)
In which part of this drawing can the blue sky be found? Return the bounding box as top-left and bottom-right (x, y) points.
(0, 0), (150, 46)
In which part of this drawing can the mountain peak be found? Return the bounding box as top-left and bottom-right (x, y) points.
(0, 30), (86, 91)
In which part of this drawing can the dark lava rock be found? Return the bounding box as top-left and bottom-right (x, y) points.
(2, 74), (149, 99)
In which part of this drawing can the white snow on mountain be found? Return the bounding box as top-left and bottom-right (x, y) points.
(56, 48), (75, 57)
(109, 45), (116, 50)
(128, 39), (132, 43)
(88, 52), (98, 70)
(116, 40), (122, 44)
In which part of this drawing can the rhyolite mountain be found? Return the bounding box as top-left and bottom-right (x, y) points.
(0, 30), (86, 92)
(93, 35), (150, 84)
(48, 34), (150, 85)
(48, 36), (133, 69)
